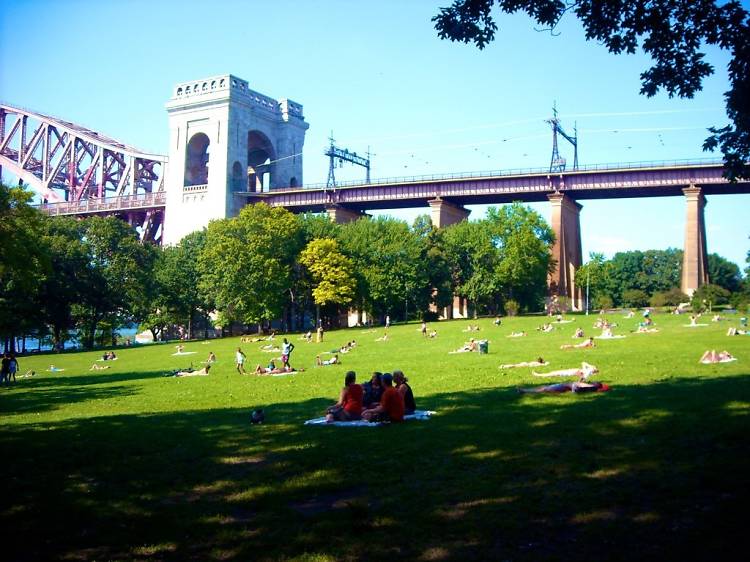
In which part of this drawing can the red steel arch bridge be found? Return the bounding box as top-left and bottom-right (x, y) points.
(0, 103), (166, 243)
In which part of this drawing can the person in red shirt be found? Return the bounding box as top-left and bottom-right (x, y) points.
(361, 373), (404, 422)
(326, 371), (364, 422)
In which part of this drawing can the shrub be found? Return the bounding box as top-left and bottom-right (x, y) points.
(621, 289), (650, 308)
(650, 292), (668, 308)
(693, 284), (730, 312)
(593, 295), (613, 310)
(664, 287), (689, 306)
(504, 299), (520, 317)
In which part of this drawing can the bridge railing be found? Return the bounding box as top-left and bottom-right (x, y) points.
(290, 157), (724, 191)
(39, 191), (166, 216)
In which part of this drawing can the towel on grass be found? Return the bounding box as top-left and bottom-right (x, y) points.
(172, 351), (197, 356)
(684, 324), (709, 328)
(597, 334), (626, 339)
(304, 410), (436, 427)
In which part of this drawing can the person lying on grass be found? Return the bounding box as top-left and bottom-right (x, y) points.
(89, 363), (110, 371)
(316, 354), (340, 366)
(361, 373), (404, 423)
(699, 350), (736, 364)
(507, 331), (526, 338)
(167, 364), (211, 377)
(499, 357), (548, 369)
(532, 362), (599, 379)
(393, 370), (416, 415)
(517, 377), (610, 394)
(326, 371), (364, 422)
(537, 323), (554, 333)
(727, 327), (749, 336)
(560, 337), (596, 350)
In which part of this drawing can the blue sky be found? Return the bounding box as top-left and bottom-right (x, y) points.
(1, 0), (748, 269)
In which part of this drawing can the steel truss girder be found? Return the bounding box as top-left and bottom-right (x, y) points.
(0, 103), (167, 204)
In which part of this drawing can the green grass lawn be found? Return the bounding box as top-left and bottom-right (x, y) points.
(2, 312), (749, 561)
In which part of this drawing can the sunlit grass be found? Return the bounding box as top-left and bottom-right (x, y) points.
(2, 311), (749, 560)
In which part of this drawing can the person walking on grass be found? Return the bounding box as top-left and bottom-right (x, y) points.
(235, 347), (247, 374)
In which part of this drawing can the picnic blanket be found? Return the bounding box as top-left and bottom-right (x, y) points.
(172, 351), (197, 356)
(701, 357), (738, 364)
(684, 323), (709, 327)
(597, 334), (626, 339)
(304, 410), (436, 427)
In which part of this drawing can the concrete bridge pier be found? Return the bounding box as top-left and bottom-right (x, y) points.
(681, 185), (709, 296)
(426, 198), (471, 319)
(548, 192), (583, 310)
(428, 197), (470, 229)
(325, 204), (364, 224)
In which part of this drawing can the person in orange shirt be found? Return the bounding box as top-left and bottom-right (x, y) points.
(326, 371), (364, 422)
(361, 373), (404, 423)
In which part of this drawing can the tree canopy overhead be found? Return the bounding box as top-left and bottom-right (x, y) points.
(433, 0), (750, 179)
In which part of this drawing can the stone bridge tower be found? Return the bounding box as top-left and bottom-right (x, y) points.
(163, 74), (308, 245)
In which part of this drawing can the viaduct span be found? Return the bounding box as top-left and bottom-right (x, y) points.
(3, 74), (749, 311)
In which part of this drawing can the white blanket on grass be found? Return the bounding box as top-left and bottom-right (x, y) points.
(597, 334), (626, 339)
(684, 324), (709, 328)
(304, 410), (436, 427)
(172, 351), (197, 356)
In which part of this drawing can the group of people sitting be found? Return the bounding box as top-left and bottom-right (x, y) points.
(101, 351), (117, 361)
(537, 323), (554, 333)
(325, 370), (416, 423)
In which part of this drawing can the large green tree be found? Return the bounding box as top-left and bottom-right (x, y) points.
(38, 217), (90, 349)
(433, 0), (750, 179)
(339, 217), (430, 320)
(0, 182), (50, 350)
(299, 238), (356, 324)
(199, 203), (303, 328)
(73, 216), (157, 348)
(707, 252), (742, 293)
(487, 203), (554, 309)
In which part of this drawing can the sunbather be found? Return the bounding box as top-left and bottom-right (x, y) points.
(699, 350), (735, 364)
(451, 339), (478, 353)
(518, 378), (610, 394)
(499, 357), (548, 369)
(89, 363), (110, 370)
(507, 331), (526, 338)
(560, 337), (596, 350)
(532, 362), (598, 379)
(316, 354), (340, 366)
(176, 365), (211, 377)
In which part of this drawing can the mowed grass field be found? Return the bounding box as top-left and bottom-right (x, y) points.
(2, 312), (749, 561)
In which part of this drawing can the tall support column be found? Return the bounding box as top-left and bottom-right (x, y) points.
(428, 197), (470, 229)
(325, 204), (363, 224)
(548, 193), (583, 310)
(427, 198), (471, 318)
(681, 185), (709, 296)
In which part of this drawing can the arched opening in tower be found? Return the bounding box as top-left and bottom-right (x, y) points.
(184, 133), (210, 186)
(247, 130), (275, 192)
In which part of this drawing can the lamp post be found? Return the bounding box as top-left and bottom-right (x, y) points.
(585, 267), (590, 316)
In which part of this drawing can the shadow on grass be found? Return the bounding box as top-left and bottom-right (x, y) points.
(2, 374), (749, 561)
(0, 370), (169, 415)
